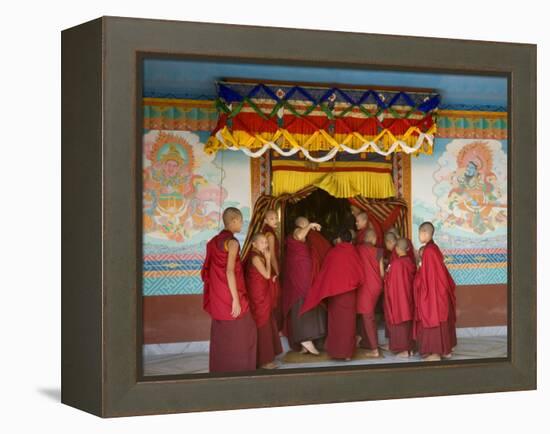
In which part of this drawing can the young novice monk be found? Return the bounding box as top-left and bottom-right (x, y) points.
(355, 229), (385, 356)
(201, 207), (257, 372)
(383, 231), (398, 270)
(414, 222), (457, 361)
(245, 233), (283, 369)
(387, 226), (416, 265)
(282, 217), (327, 355)
(261, 210), (283, 331)
(383, 238), (417, 357)
(301, 228), (365, 361)
(354, 212), (369, 245)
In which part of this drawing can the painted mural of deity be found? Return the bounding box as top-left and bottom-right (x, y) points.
(143, 131), (227, 242)
(433, 140), (507, 235)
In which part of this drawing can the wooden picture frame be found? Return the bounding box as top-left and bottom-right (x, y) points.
(61, 16), (536, 417)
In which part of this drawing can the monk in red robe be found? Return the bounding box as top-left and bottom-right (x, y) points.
(301, 229), (365, 360)
(201, 207), (257, 373)
(245, 233), (283, 369)
(383, 231), (397, 271)
(354, 212), (369, 245)
(261, 209), (283, 331)
(387, 226), (417, 265)
(282, 217), (327, 355)
(414, 221), (457, 361)
(355, 229), (385, 356)
(384, 238), (417, 357)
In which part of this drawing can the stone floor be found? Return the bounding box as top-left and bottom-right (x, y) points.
(143, 334), (508, 377)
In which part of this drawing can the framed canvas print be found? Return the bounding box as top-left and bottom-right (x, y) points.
(61, 16), (536, 417)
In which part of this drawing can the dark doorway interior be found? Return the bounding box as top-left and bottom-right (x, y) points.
(284, 189), (356, 242)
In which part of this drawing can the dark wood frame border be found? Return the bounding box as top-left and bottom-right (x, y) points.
(61, 16), (536, 417)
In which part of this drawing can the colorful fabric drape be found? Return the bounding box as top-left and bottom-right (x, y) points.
(205, 81), (440, 161)
(271, 151), (395, 198)
(349, 196), (410, 239)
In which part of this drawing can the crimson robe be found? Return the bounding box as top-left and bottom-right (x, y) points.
(282, 235), (312, 316)
(202, 230), (250, 320)
(355, 244), (383, 350)
(202, 230), (257, 372)
(384, 255), (416, 352)
(356, 244), (383, 314)
(245, 250), (283, 366)
(306, 230), (332, 277)
(282, 234), (327, 349)
(413, 240), (457, 355)
(301, 242), (365, 359)
(354, 227), (367, 246)
(262, 224), (284, 331)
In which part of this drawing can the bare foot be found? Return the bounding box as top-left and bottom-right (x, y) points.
(301, 340), (320, 355)
(442, 353), (453, 359)
(344, 357), (352, 361)
(364, 349), (380, 357)
(423, 353), (442, 362)
(396, 350), (410, 358)
(260, 362), (278, 369)
(355, 335), (362, 347)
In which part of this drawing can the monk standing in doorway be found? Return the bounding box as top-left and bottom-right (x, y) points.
(354, 212), (369, 245)
(282, 217), (327, 355)
(356, 229), (385, 356)
(301, 228), (365, 361)
(245, 233), (283, 369)
(201, 207), (257, 373)
(384, 238), (416, 357)
(261, 209), (283, 331)
(414, 222), (457, 361)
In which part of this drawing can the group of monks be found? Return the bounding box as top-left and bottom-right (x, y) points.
(201, 205), (457, 373)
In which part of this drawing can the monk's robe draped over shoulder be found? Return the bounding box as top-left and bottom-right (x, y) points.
(306, 230), (332, 277)
(354, 227), (367, 246)
(282, 235), (312, 315)
(384, 256), (416, 325)
(244, 251), (273, 328)
(201, 229), (250, 320)
(356, 244), (384, 314)
(413, 240), (456, 328)
(300, 242), (365, 315)
(262, 224), (281, 305)
(390, 238), (416, 266)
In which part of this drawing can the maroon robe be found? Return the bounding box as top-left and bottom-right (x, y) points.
(201, 230), (257, 372)
(301, 242), (365, 359)
(262, 224), (284, 331)
(356, 244), (384, 350)
(282, 235), (327, 349)
(306, 230), (332, 277)
(354, 227), (368, 245)
(384, 255), (416, 352)
(413, 240), (457, 356)
(245, 250), (282, 366)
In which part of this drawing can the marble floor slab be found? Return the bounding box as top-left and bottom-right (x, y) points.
(143, 335), (507, 377)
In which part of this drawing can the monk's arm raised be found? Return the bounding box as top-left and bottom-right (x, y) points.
(252, 255), (271, 279)
(266, 233), (279, 275)
(226, 239), (241, 317)
(293, 222), (321, 241)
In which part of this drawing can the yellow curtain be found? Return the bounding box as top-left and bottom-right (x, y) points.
(271, 170), (395, 198)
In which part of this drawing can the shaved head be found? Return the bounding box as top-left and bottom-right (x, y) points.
(264, 209), (277, 219)
(396, 238), (409, 252)
(365, 228), (377, 245)
(419, 221), (435, 236)
(295, 216), (309, 228)
(387, 226), (400, 236)
(222, 207), (242, 226)
(384, 232), (397, 242)
(252, 233), (267, 243)
(356, 212), (368, 223)
(355, 211), (369, 231)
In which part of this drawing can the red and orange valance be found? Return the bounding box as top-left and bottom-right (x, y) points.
(205, 80), (441, 162)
